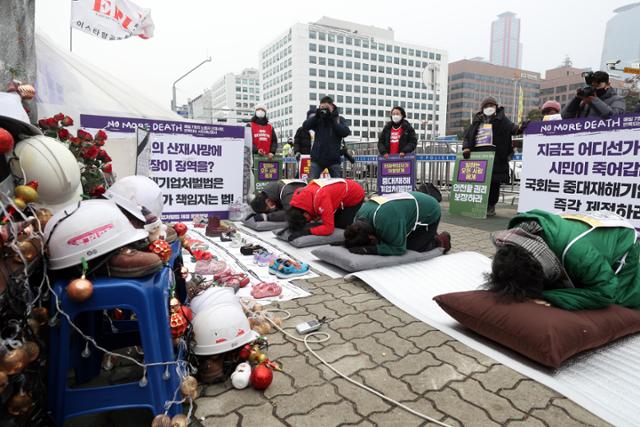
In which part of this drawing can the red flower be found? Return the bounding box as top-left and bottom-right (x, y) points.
(77, 129), (93, 141)
(53, 113), (64, 121)
(61, 116), (74, 127)
(95, 138), (105, 146)
(95, 130), (108, 142)
(97, 149), (112, 162)
(57, 128), (70, 141)
(102, 163), (113, 173)
(69, 136), (82, 146)
(90, 185), (106, 197)
(82, 145), (100, 160)
(45, 118), (58, 128)
(38, 119), (49, 129)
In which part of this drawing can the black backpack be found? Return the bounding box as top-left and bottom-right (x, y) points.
(417, 182), (442, 203)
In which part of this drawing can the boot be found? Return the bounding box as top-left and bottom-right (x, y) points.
(107, 247), (163, 278)
(206, 215), (229, 237)
(436, 232), (452, 254)
(486, 205), (496, 217)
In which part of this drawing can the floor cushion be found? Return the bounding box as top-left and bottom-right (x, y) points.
(312, 246), (443, 273)
(434, 290), (640, 368)
(242, 216), (286, 231)
(274, 228), (345, 248)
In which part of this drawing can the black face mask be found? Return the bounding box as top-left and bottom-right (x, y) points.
(595, 87), (607, 97)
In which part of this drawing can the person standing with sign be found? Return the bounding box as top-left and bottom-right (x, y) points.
(303, 96), (351, 179)
(343, 191), (451, 256)
(377, 106), (417, 159)
(285, 178), (364, 239)
(462, 97), (520, 217)
(249, 105), (277, 158)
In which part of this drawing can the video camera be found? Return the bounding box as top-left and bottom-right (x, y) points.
(576, 71), (596, 98)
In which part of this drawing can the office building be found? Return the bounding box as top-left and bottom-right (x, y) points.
(189, 68), (260, 123)
(490, 12), (522, 69)
(601, 3), (640, 77)
(259, 17), (448, 142)
(446, 59), (541, 136)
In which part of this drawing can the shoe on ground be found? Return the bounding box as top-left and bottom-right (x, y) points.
(275, 260), (310, 279)
(108, 247), (163, 278)
(486, 205), (496, 217)
(436, 232), (452, 254)
(198, 356), (224, 384)
(195, 259), (228, 276)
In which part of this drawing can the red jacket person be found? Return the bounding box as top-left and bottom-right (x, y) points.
(286, 178), (365, 240)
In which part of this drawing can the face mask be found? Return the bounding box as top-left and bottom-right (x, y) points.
(391, 115), (402, 123)
(483, 107), (496, 116)
(255, 110), (265, 118)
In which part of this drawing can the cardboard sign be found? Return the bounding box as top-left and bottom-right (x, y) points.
(449, 152), (495, 219)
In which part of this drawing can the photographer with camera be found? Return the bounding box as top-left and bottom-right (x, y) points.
(562, 71), (625, 119)
(303, 96), (351, 179)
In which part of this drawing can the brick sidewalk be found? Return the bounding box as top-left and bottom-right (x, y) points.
(193, 206), (609, 427)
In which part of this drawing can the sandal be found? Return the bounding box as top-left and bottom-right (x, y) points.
(251, 282), (282, 299)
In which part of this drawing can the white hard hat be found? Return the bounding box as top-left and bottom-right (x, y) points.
(191, 302), (258, 356)
(189, 287), (238, 315)
(10, 135), (83, 213)
(44, 199), (149, 270)
(104, 175), (164, 221)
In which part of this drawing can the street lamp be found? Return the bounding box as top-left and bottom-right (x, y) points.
(422, 62), (440, 140)
(171, 56), (212, 112)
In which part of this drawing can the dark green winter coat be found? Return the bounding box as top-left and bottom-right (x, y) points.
(354, 191), (440, 256)
(510, 210), (640, 310)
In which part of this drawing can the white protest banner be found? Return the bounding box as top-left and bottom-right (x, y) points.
(81, 115), (245, 221)
(518, 115), (640, 230)
(71, 0), (154, 41)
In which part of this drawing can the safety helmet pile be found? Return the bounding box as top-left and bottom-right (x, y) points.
(104, 175), (164, 222)
(44, 199), (149, 270)
(10, 135), (83, 213)
(191, 300), (258, 356)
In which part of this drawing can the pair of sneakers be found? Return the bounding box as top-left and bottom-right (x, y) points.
(268, 257), (310, 279)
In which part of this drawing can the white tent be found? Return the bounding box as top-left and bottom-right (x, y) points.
(34, 31), (185, 177)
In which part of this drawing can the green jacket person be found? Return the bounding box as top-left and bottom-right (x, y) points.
(343, 191), (451, 256)
(486, 209), (640, 310)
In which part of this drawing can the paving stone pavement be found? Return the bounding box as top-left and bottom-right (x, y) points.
(192, 205), (611, 427)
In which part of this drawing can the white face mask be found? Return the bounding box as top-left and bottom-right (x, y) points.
(255, 110), (266, 118)
(391, 115), (402, 123)
(483, 107), (496, 116)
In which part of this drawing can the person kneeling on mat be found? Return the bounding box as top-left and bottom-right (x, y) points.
(343, 191), (451, 256)
(249, 179), (307, 222)
(285, 178), (365, 240)
(485, 209), (640, 310)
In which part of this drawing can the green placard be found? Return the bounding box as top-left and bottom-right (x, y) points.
(449, 152), (495, 219)
(253, 155), (283, 193)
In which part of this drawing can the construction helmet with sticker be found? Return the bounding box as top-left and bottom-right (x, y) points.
(44, 199), (149, 270)
(104, 175), (164, 221)
(191, 301), (258, 356)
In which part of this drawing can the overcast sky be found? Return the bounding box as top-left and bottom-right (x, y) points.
(35, 0), (631, 109)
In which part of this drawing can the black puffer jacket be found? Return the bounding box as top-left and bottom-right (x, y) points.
(246, 116), (278, 154)
(303, 107), (350, 168)
(463, 107), (518, 176)
(377, 120), (417, 155)
(293, 126), (311, 155)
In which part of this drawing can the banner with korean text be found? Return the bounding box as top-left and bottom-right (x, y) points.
(449, 152), (495, 218)
(81, 114), (244, 221)
(253, 155), (283, 193)
(519, 115), (640, 230)
(377, 154), (416, 195)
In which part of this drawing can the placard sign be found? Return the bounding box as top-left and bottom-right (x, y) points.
(253, 155), (282, 193)
(298, 155), (311, 180)
(449, 152), (495, 218)
(377, 154), (416, 194)
(519, 115), (640, 230)
(80, 114), (244, 221)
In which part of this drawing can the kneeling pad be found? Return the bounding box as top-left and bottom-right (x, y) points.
(242, 216), (286, 231)
(274, 228), (345, 248)
(434, 290), (640, 368)
(312, 246), (443, 273)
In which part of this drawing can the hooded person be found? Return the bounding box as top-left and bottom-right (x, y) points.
(303, 96), (350, 179)
(248, 105), (277, 157)
(249, 179), (307, 222)
(343, 191), (451, 256)
(293, 109), (315, 158)
(485, 209), (640, 311)
(462, 97), (521, 217)
(285, 178), (364, 240)
(377, 106), (417, 158)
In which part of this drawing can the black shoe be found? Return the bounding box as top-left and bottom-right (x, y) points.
(436, 232), (451, 254)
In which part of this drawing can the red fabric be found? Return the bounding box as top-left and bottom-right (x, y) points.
(250, 122), (273, 153)
(290, 179), (365, 236)
(389, 126), (402, 154)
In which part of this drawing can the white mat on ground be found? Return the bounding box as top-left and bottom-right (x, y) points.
(233, 222), (346, 279)
(185, 228), (312, 304)
(346, 251), (640, 427)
